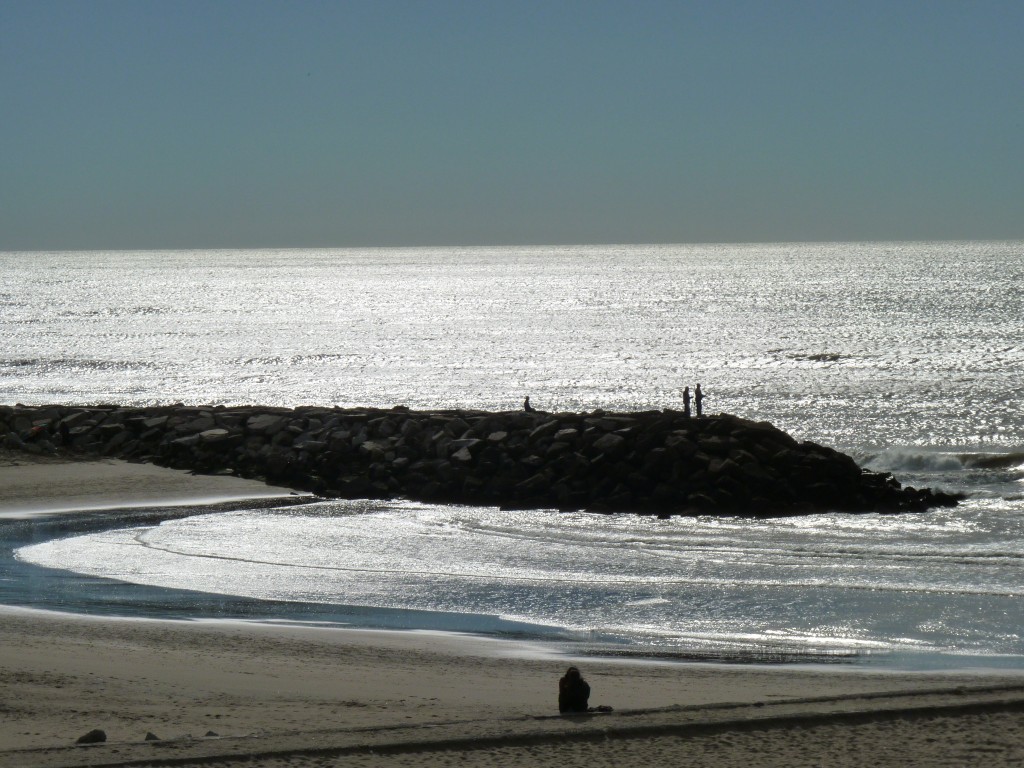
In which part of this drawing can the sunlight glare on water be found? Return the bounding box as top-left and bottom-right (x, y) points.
(2, 242), (1023, 451)
(18, 496), (1024, 659)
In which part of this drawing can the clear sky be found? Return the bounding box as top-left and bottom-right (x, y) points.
(1, 0), (1021, 249)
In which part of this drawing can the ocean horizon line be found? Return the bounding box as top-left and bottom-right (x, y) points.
(3, 237), (1023, 255)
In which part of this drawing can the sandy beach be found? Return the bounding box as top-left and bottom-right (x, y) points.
(2, 454), (1023, 767)
(0, 450), (303, 518)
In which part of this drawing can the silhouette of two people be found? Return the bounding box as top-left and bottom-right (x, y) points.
(683, 383), (705, 417)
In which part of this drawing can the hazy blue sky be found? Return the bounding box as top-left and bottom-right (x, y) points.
(1, 1), (1021, 249)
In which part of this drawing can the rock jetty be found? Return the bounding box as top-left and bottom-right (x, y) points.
(1, 404), (959, 516)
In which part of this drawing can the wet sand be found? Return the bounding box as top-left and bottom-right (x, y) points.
(0, 450), (301, 518)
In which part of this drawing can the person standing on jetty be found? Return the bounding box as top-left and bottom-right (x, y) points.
(682, 386), (691, 417)
(524, 396), (535, 413)
(694, 383), (705, 417)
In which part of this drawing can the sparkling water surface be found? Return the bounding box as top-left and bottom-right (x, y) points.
(4, 242), (1022, 448)
(18, 498), (1024, 662)
(4, 242), (1024, 666)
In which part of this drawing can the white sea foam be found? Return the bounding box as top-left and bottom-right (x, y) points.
(16, 494), (1024, 658)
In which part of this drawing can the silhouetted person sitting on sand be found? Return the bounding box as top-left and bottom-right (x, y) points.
(694, 383), (705, 417)
(558, 666), (590, 713)
(524, 396), (535, 413)
(682, 386), (691, 418)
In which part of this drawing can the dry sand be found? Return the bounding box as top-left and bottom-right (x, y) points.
(1, 453), (1023, 767)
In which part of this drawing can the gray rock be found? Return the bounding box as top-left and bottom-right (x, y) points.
(546, 441), (571, 457)
(246, 413), (288, 434)
(444, 417), (470, 437)
(592, 432), (625, 454)
(594, 416), (637, 431)
(529, 420), (561, 441)
(103, 429), (132, 453)
(359, 441), (389, 459)
(181, 415), (216, 432)
(60, 411), (93, 429)
(199, 428), (233, 443)
(451, 446), (474, 463)
(76, 728), (106, 744)
(700, 435), (732, 455)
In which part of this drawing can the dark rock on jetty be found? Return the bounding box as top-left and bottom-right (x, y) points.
(1, 404), (960, 516)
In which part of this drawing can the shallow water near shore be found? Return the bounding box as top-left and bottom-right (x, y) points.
(2, 242), (1023, 668)
(9, 492), (1024, 670)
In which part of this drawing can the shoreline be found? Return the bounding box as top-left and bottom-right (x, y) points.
(2, 451), (1021, 672)
(3, 454), (1024, 766)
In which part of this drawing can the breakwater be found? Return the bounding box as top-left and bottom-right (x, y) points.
(1, 404), (959, 516)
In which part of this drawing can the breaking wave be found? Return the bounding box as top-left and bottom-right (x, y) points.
(864, 448), (1024, 474)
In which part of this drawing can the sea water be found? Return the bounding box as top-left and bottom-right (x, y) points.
(3, 242), (1023, 666)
